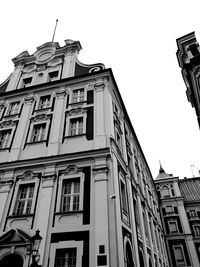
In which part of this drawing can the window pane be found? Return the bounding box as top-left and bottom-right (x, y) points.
(14, 184), (35, 215)
(31, 124), (46, 142)
(61, 179), (80, 212)
(55, 248), (77, 267)
(0, 130), (11, 149)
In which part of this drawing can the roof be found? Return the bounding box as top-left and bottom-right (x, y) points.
(179, 177), (200, 203)
(155, 165), (173, 180)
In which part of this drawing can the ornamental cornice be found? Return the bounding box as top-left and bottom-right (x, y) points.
(0, 120), (16, 129)
(24, 95), (35, 105)
(94, 82), (105, 92)
(31, 113), (51, 122)
(66, 107), (87, 117)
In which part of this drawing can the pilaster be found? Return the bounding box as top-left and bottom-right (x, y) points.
(48, 88), (66, 156)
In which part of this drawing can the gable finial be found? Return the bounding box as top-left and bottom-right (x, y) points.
(52, 19), (58, 42)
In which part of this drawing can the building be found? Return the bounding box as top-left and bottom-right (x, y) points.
(155, 166), (200, 266)
(0, 39), (168, 267)
(176, 31), (200, 128)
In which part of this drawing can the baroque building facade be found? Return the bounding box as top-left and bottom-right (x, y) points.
(0, 39), (168, 267)
(176, 31), (200, 128)
(155, 167), (200, 266)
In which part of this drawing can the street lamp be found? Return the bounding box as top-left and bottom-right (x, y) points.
(30, 229), (42, 267)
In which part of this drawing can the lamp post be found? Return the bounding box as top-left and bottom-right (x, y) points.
(30, 229), (42, 267)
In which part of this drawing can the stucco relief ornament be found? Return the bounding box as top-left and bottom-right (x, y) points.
(32, 114), (50, 122)
(0, 120), (15, 128)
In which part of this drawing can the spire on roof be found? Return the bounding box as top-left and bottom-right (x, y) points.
(156, 161), (173, 180)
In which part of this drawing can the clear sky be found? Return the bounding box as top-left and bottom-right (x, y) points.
(0, 0), (200, 179)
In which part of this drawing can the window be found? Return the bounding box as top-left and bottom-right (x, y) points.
(49, 71), (59, 81)
(23, 77), (32, 87)
(7, 101), (20, 115)
(61, 178), (80, 212)
(38, 95), (51, 109)
(72, 89), (84, 103)
(165, 205), (173, 213)
(189, 209), (197, 218)
(168, 221), (178, 233)
(0, 129), (11, 149)
(173, 245), (185, 266)
(69, 118), (83, 136)
(55, 248), (76, 267)
(14, 184), (35, 215)
(161, 186), (170, 198)
(31, 123), (46, 142)
(194, 225), (200, 236)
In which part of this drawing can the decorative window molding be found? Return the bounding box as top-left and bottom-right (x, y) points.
(9, 172), (40, 217)
(119, 171), (129, 224)
(71, 88), (85, 104)
(160, 185), (170, 198)
(49, 240), (83, 267)
(56, 166), (84, 214)
(26, 114), (51, 145)
(64, 108), (87, 138)
(189, 209), (197, 218)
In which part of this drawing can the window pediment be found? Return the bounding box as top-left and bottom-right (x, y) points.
(0, 229), (31, 246)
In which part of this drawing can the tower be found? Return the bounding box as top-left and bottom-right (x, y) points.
(0, 39), (168, 267)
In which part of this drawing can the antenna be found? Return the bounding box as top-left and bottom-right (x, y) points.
(190, 164), (195, 178)
(52, 19), (58, 42)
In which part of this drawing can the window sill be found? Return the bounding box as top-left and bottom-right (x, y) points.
(64, 133), (86, 139)
(68, 101), (87, 106)
(55, 210), (83, 216)
(7, 214), (34, 219)
(3, 113), (20, 118)
(34, 107), (52, 112)
(0, 147), (10, 151)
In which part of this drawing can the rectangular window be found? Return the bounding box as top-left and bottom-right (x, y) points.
(0, 129), (11, 149)
(31, 123), (46, 142)
(61, 179), (80, 212)
(14, 184), (35, 215)
(174, 245), (185, 265)
(72, 89), (84, 103)
(194, 225), (200, 236)
(165, 205), (173, 213)
(168, 221), (178, 233)
(7, 101), (20, 115)
(55, 248), (77, 267)
(69, 118), (83, 136)
(49, 71), (59, 81)
(189, 210), (197, 218)
(38, 95), (51, 109)
(23, 77), (32, 87)
(121, 181), (128, 213)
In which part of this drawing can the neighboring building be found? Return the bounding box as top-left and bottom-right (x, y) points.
(0, 39), (168, 267)
(155, 166), (200, 267)
(176, 31), (200, 128)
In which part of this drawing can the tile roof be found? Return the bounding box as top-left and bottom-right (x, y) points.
(179, 177), (200, 203)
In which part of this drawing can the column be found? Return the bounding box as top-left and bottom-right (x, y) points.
(9, 95), (34, 161)
(48, 88), (66, 156)
(7, 64), (23, 91)
(93, 157), (109, 267)
(62, 49), (78, 78)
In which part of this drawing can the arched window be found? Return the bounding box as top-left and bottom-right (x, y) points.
(0, 253), (23, 267)
(125, 242), (134, 267)
(139, 250), (145, 267)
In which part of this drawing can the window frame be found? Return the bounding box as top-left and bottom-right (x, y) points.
(0, 121), (17, 151)
(35, 94), (53, 111)
(56, 172), (84, 214)
(70, 88), (85, 104)
(65, 111), (87, 139)
(21, 77), (33, 88)
(6, 101), (21, 117)
(26, 115), (51, 145)
(168, 220), (179, 234)
(9, 175), (40, 217)
(173, 244), (186, 266)
(193, 224), (200, 236)
(49, 240), (83, 267)
(48, 70), (59, 82)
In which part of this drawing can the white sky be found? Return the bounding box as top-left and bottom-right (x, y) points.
(0, 0), (200, 179)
